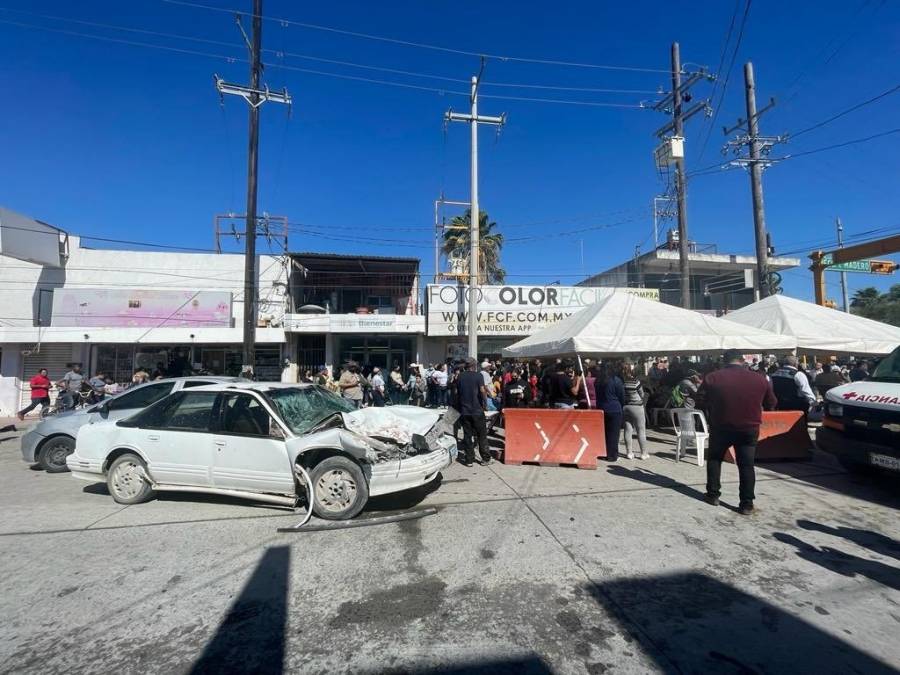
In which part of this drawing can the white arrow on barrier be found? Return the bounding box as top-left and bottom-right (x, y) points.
(573, 438), (589, 464)
(533, 421), (550, 461)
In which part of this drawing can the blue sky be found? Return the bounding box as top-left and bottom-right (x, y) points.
(1, 0), (898, 302)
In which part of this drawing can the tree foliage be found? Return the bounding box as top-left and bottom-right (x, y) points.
(441, 209), (506, 284)
(850, 285), (900, 326)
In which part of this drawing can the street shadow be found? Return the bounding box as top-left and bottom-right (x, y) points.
(364, 474), (443, 513)
(797, 519), (900, 562)
(82, 483), (109, 495)
(375, 655), (553, 674)
(605, 464), (715, 504)
(585, 571), (896, 674)
(773, 532), (900, 592)
(190, 545), (289, 674)
(757, 452), (900, 509)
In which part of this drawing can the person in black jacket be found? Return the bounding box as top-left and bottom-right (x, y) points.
(502, 369), (532, 409)
(595, 362), (626, 462)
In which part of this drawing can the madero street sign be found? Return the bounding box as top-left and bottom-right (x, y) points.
(821, 253), (897, 275)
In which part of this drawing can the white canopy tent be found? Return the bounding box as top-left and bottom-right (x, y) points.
(725, 294), (900, 355)
(502, 291), (797, 360)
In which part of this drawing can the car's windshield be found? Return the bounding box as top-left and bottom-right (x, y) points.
(268, 386), (355, 434)
(871, 347), (900, 382)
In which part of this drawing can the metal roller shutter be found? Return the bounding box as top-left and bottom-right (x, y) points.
(19, 345), (75, 409)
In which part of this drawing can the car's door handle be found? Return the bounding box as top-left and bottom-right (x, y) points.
(214, 440), (226, 448)
(148, 434), (160, 441)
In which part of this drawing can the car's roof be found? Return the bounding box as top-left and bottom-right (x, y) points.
(178, 381), (315, 392)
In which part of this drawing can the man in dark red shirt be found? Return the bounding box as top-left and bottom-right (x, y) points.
(18, 368), (52, 420)
(698, 350), (777, 515)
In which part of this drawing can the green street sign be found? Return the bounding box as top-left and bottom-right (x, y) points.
(828, 260), (872, 273)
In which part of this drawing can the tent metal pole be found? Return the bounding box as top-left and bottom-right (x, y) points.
(577, 354), (592, 409)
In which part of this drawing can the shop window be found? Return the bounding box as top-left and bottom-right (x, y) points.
(95, 345), (134, 386)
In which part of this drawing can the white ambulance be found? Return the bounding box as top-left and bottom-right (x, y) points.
(817, 346), (900, 474)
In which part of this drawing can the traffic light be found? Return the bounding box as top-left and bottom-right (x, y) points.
(869, 260), (897, 275)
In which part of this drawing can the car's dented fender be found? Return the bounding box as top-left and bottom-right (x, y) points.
(285, 428), (384, 465)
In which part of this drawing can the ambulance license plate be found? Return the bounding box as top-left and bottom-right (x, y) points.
(870, 453), (900, 471)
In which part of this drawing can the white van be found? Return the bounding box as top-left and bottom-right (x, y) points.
(817, 347), (900, 474)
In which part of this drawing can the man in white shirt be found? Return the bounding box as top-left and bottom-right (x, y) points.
(371, 367), (386, 407)
(432, 364), (449, 407)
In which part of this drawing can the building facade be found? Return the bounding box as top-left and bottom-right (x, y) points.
(0, 209), (288, 415)
(578, 242), (801, 311)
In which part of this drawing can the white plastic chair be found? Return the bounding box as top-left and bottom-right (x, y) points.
(669, 408), (709, 467)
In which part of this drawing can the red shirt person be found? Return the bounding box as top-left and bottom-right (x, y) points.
(698, 350), (777, 515)
(18, 369), (52, 420)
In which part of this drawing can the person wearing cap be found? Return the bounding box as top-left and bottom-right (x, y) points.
(453, 357), (492, 467)
(338, 362), (363, 409)
(480, 360), (493, 388)
(698, 349), (777, 515)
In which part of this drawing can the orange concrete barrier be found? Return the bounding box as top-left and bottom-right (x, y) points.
(726, 410), (812, 463)
(503, 408), (606, 469)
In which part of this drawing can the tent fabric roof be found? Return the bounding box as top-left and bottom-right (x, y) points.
(502, 292), (796, 358)
(724, 294), (900, 355)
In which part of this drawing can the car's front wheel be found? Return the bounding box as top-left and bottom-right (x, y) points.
(39, 436), (75, 473)
(309, 456), (368, 520)
(107, 453), (155, 505)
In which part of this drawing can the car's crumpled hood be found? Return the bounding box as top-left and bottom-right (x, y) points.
(341, 405), (444, 444)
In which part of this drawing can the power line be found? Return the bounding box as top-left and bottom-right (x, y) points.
(782, 0), (886, 104)
(159, 0), (672, 73)
(0, 19), (649, 108)
(699, 0), (753, 164)
(0, 8), (660, 95)
(777, 127), (900, 160)
(696, 0), (742, 163)
(788, 83), (900, 139)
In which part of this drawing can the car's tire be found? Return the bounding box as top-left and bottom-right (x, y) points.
(309, 456), (369, 521)
(39, 436), (75, 473)
(106, 453), (155, 505)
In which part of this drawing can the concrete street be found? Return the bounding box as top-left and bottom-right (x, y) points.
(1, 422), (899, 674)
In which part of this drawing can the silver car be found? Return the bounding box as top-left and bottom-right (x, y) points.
(21, 377), (237, 472)
(67, 382), (459, 520)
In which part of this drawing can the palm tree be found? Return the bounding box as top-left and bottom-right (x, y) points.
(441, 209), (506, 284)
(851, 287), (880, 308)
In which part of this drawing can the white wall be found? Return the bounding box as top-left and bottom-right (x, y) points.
(0, 236), (287, 330)
(0, 237), (289, 415)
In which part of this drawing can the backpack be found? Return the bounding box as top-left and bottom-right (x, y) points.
(670, 385), (686, 407)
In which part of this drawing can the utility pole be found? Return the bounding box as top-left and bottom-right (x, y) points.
(837, 217), (850, 312)
(723, 62), (785, 302)
(215, 0), (291, 376)
(670, 44), (691, 309)
(444, 62), (505, 358)
(651, 44), (712, 309)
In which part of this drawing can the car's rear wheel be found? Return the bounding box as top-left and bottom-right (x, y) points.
(309, 456), (368, 520)
(39, 436), (75, 473)
(107, 453), (155, 505)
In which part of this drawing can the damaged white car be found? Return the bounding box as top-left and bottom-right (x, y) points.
(67, 382), (459, 520)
